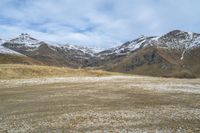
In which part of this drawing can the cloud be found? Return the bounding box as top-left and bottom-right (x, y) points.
(0, 0), (200, 48)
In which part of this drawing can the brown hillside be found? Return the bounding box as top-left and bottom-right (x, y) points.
(0, 54), (43, 65)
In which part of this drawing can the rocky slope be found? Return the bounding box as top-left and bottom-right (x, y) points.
(97, 30), (200, 78)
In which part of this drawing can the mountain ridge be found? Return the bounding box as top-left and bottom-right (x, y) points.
(1, 30), (200, 78)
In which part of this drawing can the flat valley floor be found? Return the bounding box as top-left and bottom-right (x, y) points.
(0, 76), (200, 132)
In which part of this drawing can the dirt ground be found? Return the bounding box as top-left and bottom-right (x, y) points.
(0, 76), (200, 132)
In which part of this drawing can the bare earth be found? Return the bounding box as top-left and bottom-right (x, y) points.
(0, 76), (200, 133)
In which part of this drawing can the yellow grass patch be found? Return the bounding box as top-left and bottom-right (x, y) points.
(0, 64), (119, 79)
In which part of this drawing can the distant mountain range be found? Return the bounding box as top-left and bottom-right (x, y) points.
(1, 30), (200, 78)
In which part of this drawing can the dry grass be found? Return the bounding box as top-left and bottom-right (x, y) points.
(0, 76), (200, 132)
(0, 64), (119, 79)
(0, 54), (43, 65)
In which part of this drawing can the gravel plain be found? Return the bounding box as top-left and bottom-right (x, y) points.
(0, 76), (200, 132)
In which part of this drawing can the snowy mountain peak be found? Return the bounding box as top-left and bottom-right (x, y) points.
(165, 29), (184, 35)
(99, 30), (200, 57)
(9, 33), (40, 46)
(19, 33), (31, 38)
(158, 30), (200, 50)
(103, 36), (158, 56)
(161, 30), (200, 40)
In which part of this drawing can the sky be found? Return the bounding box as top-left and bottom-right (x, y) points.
(0, 0), (200, 48)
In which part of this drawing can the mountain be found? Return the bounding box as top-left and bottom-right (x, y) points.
(97, 30), (200, 78)
(99, 30), (200, 57)
(2, 33), (98, 67)
(0, 30), (200, 78)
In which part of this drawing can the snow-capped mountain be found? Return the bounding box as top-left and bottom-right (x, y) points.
(97, 30), (200, 78)
(156, 30), (200, 50)
(99, 36), (157, 56)
(154, 30), (200, 60)
(9, 33), (41, 48)
(0, 30), (200, 78)
(99, 30), (200, 58)
(1, 30), (200, 60)
(1, 33), (101, 67)
(2, 33), (43, 55)
(2, 33), (99, 56)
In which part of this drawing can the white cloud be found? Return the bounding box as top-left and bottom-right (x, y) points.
(0, 0), (200, 48)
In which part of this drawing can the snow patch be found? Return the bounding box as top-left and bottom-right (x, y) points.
(63, 44), (98, 55)
(180, 50), (186, 60)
